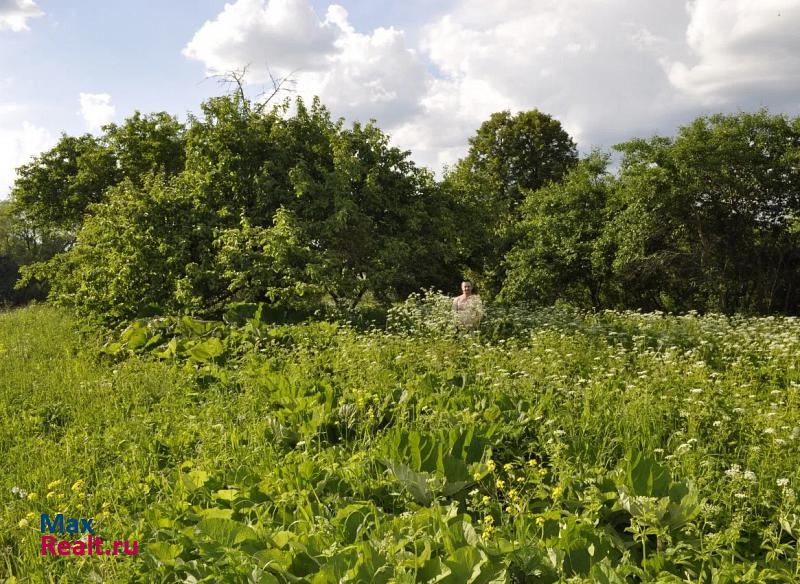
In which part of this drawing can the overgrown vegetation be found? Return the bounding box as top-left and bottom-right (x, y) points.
(2, 89), (799, 582)
(3, 93), (799, 316)
(2, 304), (798, 582)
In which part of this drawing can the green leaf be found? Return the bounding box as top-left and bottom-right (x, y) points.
(121, 321), (148, 350)
(147, 542), (183, 565)
(383, 460), (432, 506)
(626, 451), (671, 497)
(196, 508), (234, 520)
(178, 315), (217, 337)
(440, 546), (484, 583)
(189, 337), (224, 362)
(333, 503), (374, 544)
(213, 488), (240, 502)
(181, 469), (209, 491)
(589, 559), (627, 584)
(196, 517), (258, 547)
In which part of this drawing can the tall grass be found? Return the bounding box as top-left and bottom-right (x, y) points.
(1, 304), (798, 582)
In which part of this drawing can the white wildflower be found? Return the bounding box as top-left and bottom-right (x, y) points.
(724, 465), (741, 478)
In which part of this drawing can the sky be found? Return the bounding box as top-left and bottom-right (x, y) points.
(1, 0), (799, 197)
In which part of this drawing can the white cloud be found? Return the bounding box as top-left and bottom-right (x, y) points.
(79, 93), (115, 131)
(183, 0), (339, 79)
(184, 0), (800, 172)
(0, 0), (44, 32)
(391, 0), (695, 168)
(297, 8), (429, 128)
(667, 0), (800, 103)
(184, 0), (429, 129)
(0, 120), (56, 198)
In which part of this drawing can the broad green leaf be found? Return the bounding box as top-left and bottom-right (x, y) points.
(189, 337), (224, 362)
(196, 517), (258, 547)
(384, 460), (432, 506)
(626, 451), (671, 497)
(147, 542), (183, 565)
(213, 488), (239, 502)
(589, 559), (627, 584)
(181, 469), (209, 491)
(197, 508), (234, 520)
(333, 503), (374, 544)
(121, 321), (148, 350)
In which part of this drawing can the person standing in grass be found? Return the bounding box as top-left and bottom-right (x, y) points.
(452, 280), (484, 330)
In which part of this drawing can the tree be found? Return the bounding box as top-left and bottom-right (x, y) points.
(0, 201), (66, 305)
(22, 176), (200, 320)
(10, 112), (186, 237)
(28, 94), (459, 321)
(279, 106), (457, 307)
(103, 111), (186, 187)
(444, 110), (578, 295)
(604, 110), (800, 313)
(10, 134), (118, 235)
(501, 153), (611, 307)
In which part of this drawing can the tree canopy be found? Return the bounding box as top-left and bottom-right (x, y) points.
(603, 110), (800, 313)
(444, 110), (579, 296)
(5, 95), (800, 317)
(501, 153), (610, 307)
(16, 95), (458, 321)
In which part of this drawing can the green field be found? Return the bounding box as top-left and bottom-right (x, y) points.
(1, 304), (798, 582)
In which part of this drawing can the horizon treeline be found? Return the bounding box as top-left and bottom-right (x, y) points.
(1, 91), (799, 321)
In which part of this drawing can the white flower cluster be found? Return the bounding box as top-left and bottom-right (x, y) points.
(11, 486), (28, 499)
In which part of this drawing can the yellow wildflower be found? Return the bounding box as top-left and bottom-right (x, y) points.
(495, 479), (505, 490)
(503, 463), (514, 472)
(536, 516), (546, 526)
(47, 479), (62, 490)
(71, 479), (85, 493)
(482, 525), (494, 541)
(486, 460), (496, 473)
(552, 485), (564, 499)
(26, 492), (37, 502)
(18, 518), (29, 528)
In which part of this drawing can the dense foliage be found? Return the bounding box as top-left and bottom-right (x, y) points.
(442, 110), (579, 296)
(0, 201), (67, 306)
(16, 96), (457, 321)
(4, 95), (800, 315)
(501, 153), (610, 307)
(4, 87), (800, 583)
(604, 111), (800, 314)
(2, 305), (798, 582)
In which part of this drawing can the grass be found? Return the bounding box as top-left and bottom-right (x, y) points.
(1, 302), (798, 582)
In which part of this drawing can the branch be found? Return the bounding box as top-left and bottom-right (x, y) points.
(253, 67), (298, 115)
(206, 67), (250, 111)
(205, 64), (298, 116)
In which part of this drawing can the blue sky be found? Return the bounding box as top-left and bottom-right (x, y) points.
(2, 2), (240, 133)
(2, 0), (799, 196)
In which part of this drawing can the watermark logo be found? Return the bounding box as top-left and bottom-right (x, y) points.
(40, 513), (138, 557)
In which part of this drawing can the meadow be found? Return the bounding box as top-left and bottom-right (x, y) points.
(1, 299), (798, 583)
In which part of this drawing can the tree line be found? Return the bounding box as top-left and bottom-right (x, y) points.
(1, 91), (799, 320)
